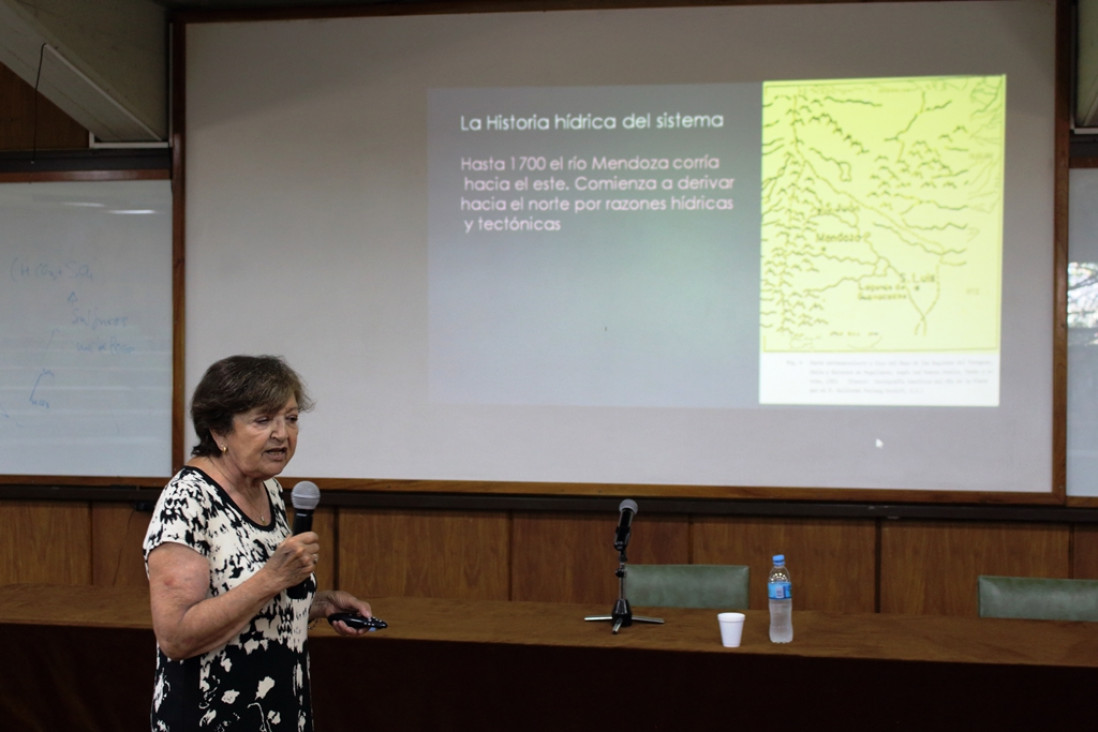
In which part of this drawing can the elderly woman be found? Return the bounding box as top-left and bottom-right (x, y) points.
(143, 355), (372, 731)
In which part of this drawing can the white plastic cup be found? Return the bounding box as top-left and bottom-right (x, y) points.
(717, 611), (746, 647)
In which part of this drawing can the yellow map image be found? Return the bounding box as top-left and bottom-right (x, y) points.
(759, 75), (1005, 353)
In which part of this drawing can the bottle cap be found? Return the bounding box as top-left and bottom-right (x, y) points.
(773, 554), (785, 564)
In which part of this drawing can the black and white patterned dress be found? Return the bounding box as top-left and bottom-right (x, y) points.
(143, 466), (316, 731)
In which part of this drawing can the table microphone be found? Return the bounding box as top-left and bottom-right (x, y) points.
(614, 498), (638, 551)
(288, 481), (321, 599)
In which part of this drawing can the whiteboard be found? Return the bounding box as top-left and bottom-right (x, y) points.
(0, 179), (173, 477)
(184, 1), (1056, 495)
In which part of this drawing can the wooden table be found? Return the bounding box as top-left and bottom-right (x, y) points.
(4, 584), (1097, 730)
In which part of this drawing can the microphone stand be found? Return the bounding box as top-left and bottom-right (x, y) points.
(584, 544), (663, 634)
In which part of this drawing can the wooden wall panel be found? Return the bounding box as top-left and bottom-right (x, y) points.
(91, 503), (151, 587)
(510, 511), (690, 604)
(309, 507), (336, 593)
(2, 495), (1089, 621)
(624, 513), (692, 565)
(1071, 524), (1098, 579)
(693, 516), (877, 613)
(0, 62), (88, 151)
(0, 500), (91, 584)
(88, 503), (336, 590)
(880, 521), (1070, 616)
(337, 509), (510, 600)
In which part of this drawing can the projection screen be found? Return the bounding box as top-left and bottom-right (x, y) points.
(184, 1), (1055, 494)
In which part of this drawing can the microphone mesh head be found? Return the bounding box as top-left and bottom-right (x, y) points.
(619, 498), (638, 514)
(291, 481), (321, 510)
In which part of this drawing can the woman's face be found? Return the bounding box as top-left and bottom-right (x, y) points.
(217, 396), (300, 481)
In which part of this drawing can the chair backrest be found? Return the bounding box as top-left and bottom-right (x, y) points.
(626, 564), (749, 610)
(977, 575), (1098, 621)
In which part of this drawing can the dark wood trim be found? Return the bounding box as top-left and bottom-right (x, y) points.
(172, 20), (189, 472)
(0, 471), (1072, 505)
(0, 149), (170, 176)
(169, 0), (740, 24)
(169, 0), (948, 25)
(1071, 125), (1098, 162)
(306, 490), (1098, 523)
(1053, 0), (1072, 502)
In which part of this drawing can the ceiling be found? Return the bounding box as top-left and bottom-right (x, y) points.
(0, 0), (446, 143)
(151, 0), (562, 13)
(145, 0), (1098, 134)
(155, 0), (420, 6)
(2, 0), (1096, 143)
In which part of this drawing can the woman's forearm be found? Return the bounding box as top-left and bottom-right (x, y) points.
(153, 569), (283, 659)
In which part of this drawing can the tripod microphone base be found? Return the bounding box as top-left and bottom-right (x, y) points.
(584, 597), (663, 634)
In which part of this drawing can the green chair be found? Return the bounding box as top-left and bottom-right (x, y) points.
(977, 575), (1098, 621)
(626, 564), (750, 610)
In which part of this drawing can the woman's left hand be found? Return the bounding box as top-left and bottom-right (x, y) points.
(311, 590), (375, 636)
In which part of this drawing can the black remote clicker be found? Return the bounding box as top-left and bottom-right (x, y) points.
(327, 612), (388, 631)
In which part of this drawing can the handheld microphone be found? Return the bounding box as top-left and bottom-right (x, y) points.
(614, 498), (638, 551)
(288, 481), (321, 600)
(291, 480), (321, 534)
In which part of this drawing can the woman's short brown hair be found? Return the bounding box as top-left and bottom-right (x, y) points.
(190, 355), (314, 458)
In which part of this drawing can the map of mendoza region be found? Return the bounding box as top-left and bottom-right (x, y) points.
(759, 75), (1005, 354)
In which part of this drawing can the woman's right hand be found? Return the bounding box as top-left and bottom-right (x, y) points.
(266, 531), (320, 590)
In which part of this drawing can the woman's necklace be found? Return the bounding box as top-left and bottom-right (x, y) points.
(207, 457), (268, 524)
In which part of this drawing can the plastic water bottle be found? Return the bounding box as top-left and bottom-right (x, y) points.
(768, 554), (793, 643)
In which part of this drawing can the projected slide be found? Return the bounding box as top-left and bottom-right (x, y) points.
(427, 77), (1004, 409)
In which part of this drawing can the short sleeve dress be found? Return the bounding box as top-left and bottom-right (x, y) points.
(143, 466), (317, 731)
